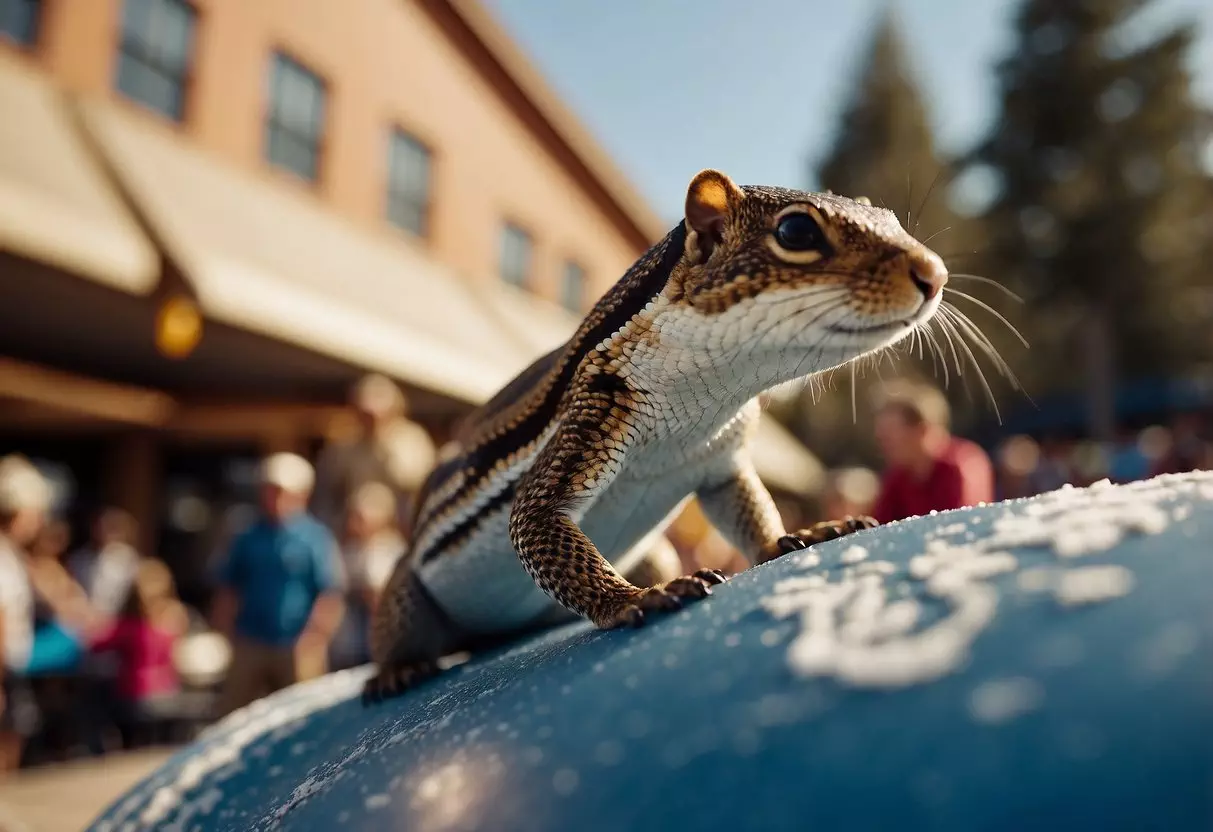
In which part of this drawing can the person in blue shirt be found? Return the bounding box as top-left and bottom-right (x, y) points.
(212, 453), (345, 716)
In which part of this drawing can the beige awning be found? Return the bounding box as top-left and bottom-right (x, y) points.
(480, 281), (581, 356)
(69, 96), (820, 494)
(75, 98), (561, 404)
(0, 56), (158, 294)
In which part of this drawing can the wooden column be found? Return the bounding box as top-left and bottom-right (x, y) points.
(102, 431), (160, 556)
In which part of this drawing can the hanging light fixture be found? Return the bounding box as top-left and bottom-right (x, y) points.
(154, 295), (203, 359)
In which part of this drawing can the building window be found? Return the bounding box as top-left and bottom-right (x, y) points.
(500, 223), (532, 288)
(560, 260), (586, 312)
(115, 0), (196, 121)
(0, 0), (40, 46)
(265, 52), (326, 182)
(386, 130), (432, 237)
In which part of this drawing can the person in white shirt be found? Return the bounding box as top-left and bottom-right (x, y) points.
(328, 483), (404, 671)
(0, 455), (52, 775)
(67, 508), (141, 618)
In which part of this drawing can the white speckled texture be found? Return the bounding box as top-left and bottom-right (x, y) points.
(87, 472), (1213, 832)
(762, 473), (1205, 690)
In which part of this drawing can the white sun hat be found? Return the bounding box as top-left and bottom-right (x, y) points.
(0, 455), (52, 515)
(260, 452), (316, 494)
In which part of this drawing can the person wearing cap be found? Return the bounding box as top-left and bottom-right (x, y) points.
(0, 455), (51, 774)
(311, 374), (437, 536)
(211, 453), (346, 716)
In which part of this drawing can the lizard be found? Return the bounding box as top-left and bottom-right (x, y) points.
(363, 168), (949, 702)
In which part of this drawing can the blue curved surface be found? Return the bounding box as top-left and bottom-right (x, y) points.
(89, 473), (1213, 832)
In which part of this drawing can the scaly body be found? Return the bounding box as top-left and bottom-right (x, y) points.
(365, 170), (948, 700)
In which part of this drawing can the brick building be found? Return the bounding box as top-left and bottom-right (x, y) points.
(0, 0), (821, 595)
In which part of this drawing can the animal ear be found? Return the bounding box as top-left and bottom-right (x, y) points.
(685, 169), (743, 259)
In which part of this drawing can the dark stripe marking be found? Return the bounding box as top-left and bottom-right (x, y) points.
(414, 222), (687, 558)
(417, 480), (517, 565)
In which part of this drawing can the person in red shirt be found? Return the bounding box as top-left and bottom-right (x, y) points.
(88, 558), (186, 747)
(870, 382), (996, 524)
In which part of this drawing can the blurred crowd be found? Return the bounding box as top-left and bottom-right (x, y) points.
(989, 412), (1212, 499)
(0, 374), (437, 776)
(817, 382), (1212, 528)
(1, 374), (1209, 776)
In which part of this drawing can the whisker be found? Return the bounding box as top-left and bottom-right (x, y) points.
(940, 303), (1029, 416)
(913, 166), (951, 236)
(939, 297), (1027, 395)
(939, 309), (986, 410)
(920, 226), (952, 246)
(947, 273), (1023, 303)
(873, 353), (889, 384)
(917, 321), (946, 387)
(942, 302), (1019, 375)
(936, 250), (988, 262)
(945, 315), (1013, 388)
(922, 331), (937, 385)
(850, 361), (858, 424)
(936, 313), (972, 402)
(925, 323), (950, 389)
(864, 349), (882, 380)
(942, 304), (1031, 403)
(944, 289), (1030, 350)
(821, 371), (834, 401)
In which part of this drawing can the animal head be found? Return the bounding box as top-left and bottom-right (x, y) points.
(646, 169), (949, 394)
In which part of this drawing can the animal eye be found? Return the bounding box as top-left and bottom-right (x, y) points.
(774, 213), (825, 253)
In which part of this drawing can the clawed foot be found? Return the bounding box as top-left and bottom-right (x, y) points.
(763, 515), (879, 562)
(599, 569), (728, 629)
(361, 661), (440, 705)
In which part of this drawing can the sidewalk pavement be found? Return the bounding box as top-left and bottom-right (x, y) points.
(0, 750), (172, 832)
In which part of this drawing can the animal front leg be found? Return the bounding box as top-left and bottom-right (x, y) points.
(510, 382), (725, 630)
(512, 511), (725, 629)
(697, 461), (878, 565)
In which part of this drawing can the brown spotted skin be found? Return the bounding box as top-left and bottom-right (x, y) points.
(669, 183), (943, 317)
(365, 169), (947, 703)
(505, 372), (705, 629)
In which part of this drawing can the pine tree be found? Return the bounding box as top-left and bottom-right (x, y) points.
(974, 0), (1213, 438)
(814, 8), (958, 245)
(773, 9), (982, 466)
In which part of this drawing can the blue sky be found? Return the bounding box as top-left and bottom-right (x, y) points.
(484, 0), (1213, 224)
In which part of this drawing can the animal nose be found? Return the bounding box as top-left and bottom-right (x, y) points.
(909, 251), (948, 301)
